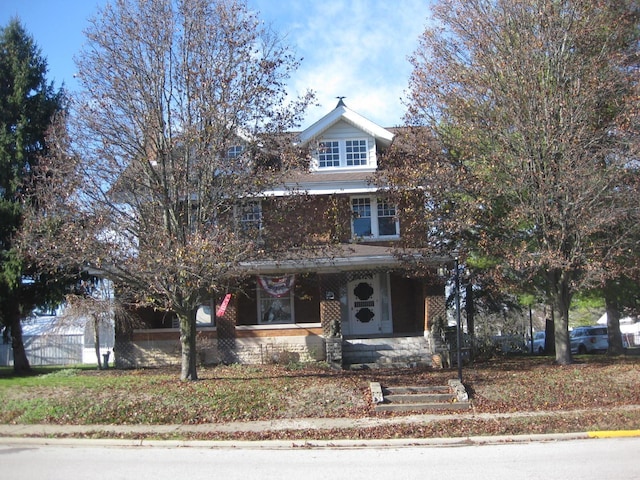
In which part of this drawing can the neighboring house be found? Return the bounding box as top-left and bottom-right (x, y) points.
(119, 100), (448, 369)
(597, 313), (640, 348)
(0, 311), (115, 367)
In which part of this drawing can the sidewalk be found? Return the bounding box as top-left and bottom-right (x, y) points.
(1, 407), (639, 448)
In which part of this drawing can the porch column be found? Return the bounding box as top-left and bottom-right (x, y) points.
(320, 299), (342, 366)
(217, 295), (238, 364)
(424, 283), (446, 334)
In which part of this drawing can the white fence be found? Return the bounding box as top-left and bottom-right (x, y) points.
(0, 316), (115, 367)
(0, 334), (84, 366)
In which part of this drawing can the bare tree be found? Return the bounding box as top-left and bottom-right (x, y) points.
(20, 0), (314, 380)
(400, 0), (639, 364)
(59, 278), (139, 369)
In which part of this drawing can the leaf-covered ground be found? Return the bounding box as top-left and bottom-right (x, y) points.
(1, 355), (639, 440)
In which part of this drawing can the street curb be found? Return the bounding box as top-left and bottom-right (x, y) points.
(3, 431), (638, 449)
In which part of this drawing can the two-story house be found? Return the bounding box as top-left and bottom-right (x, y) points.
(120, 99), (447, 368)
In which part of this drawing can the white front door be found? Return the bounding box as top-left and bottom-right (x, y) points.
(347, 275), (382, 336)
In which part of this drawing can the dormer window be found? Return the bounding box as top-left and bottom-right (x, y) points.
(315, 138), (370, 170)
(346, 140), (367, 166)
(298, 101), (393, 172)
(318, 141), (340, 168)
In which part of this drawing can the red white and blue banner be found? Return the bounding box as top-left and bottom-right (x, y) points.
(257, 275), (295, 297)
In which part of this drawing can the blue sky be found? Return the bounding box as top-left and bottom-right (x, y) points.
(1, 0), (431, 128)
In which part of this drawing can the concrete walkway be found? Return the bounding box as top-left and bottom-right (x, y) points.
(1, 406), (639, 448)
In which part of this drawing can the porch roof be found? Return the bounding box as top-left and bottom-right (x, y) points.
(261, 170), (378, 196)
(239, 244), (449, 275)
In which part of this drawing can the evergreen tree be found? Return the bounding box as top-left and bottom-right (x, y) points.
(0, 19), (65, 373)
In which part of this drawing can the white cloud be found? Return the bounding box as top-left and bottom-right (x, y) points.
(252, 0), (432, 128)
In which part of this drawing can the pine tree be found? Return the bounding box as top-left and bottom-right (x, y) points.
(0, 19), (65, 373)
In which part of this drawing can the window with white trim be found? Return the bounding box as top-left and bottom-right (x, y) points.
(257, 275), (295, 324)
(238, 200), (262, 233)
(316, 139), (370, 169)
(351, 196), (399, 239)
(346, 140), (368, 166)
(318, 141), (340, 168)
(226, 145), (244, 159)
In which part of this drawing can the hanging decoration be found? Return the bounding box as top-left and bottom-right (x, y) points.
(258, 275), (295, 297)
(216, 293), (232, 317)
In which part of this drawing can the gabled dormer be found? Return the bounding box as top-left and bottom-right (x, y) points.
(297, 98), (394, 173)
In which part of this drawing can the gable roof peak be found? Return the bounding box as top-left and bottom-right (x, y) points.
(298, 99), (394, 147)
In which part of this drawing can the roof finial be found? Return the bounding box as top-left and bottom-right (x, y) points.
(336, 96), (346, 108)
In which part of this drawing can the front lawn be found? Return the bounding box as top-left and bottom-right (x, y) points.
(1, 356), (638, 440)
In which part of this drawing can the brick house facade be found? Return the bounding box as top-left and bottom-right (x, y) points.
(117, 100), (447, 368)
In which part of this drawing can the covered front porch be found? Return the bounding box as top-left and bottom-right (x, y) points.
(117, 245), (447, 369)
(234, 244), (447, 368)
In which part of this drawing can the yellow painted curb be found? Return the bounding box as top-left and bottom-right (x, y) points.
(587, 430), (640, 438)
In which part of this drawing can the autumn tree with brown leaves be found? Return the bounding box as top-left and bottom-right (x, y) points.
(20, 0), (314, 380)
(396, 0), (639, 364)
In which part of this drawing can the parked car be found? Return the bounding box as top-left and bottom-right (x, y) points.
(570, 326), (608, 354)
(527, 331), (546, 354)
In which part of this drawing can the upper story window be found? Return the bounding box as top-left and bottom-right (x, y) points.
(318, 141), (340, 168)
(316, 139), (370, 169)
(237, 200), (262, 234)
(346, 140), (368, 166)
(351, 196), (399, 239)
(226, 145), (244, 159)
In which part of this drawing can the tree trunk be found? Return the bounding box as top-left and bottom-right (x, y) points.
(544, 314), (555, 355)
(93, 315), (102, 369)
(10, 315), (31, 375)
(179, 309), (198, 381)
(604, 282), (624, 356)
(550, 270), (572, 365)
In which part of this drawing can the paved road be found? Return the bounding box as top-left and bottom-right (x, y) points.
(1, 436), (638, 480)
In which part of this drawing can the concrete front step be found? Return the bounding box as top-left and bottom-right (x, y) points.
(374, 401), (471, 412)
(385, 386), (451, 394)
(370, 381), (471, 413)
(342, 336), (433, 368)
(384, 392), (455, 403)
(346, 361), (431, 370)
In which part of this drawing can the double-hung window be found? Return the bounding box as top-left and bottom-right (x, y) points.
(238, 200), (262, 234)
(351, 197), (399, 239)
(376, 199), (398, 236)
